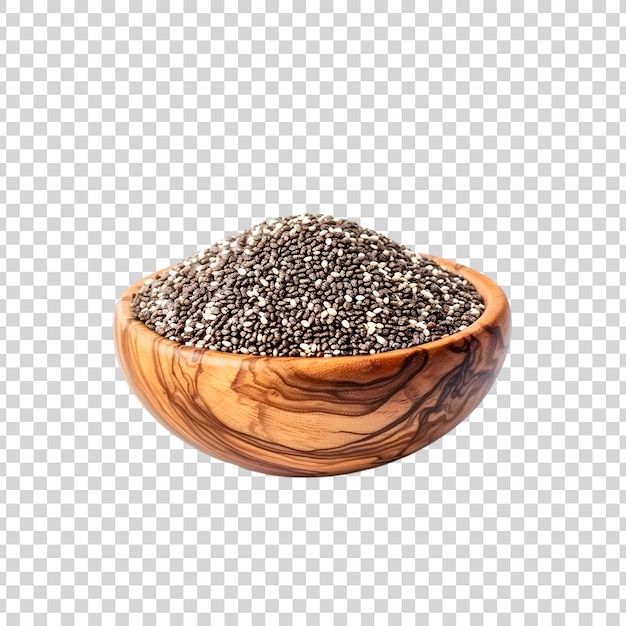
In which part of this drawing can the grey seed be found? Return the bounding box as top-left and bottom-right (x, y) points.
(131, 214), (484, 357)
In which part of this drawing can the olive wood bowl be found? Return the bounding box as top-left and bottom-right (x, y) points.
(114, 254), (511, 477)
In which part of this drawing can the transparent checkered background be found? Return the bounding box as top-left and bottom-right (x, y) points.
(1, 2), (624, 623)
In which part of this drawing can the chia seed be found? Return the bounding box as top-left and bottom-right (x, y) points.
(131, 214), (485, 357)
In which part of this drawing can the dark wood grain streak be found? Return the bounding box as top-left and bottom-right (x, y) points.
(114, 254), (511, 476)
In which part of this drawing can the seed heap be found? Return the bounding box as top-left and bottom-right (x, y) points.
(131, 214), (485, 357)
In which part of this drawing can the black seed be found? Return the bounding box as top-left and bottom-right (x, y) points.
(130, 214), (484, 357)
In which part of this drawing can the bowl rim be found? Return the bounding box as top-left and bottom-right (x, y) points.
(116, 253), (509, 363)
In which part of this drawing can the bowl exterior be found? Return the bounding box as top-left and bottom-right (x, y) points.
(114, 256), (511, 477)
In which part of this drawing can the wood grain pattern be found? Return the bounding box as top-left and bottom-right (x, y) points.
(114, 254), (511, 476)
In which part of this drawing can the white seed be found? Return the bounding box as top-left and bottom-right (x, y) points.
(341, 320), (350, 329)
(301, 320), (310, 328)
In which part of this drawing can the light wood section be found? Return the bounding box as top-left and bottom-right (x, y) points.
(114, 255), (511, 476)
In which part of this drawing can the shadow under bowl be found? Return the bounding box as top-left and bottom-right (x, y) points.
(114, 254), (511, 477)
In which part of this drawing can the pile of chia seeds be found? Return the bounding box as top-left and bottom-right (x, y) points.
(131, 214), (485, 357)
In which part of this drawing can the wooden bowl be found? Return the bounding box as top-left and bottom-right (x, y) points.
(114, 254), (511, 477)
